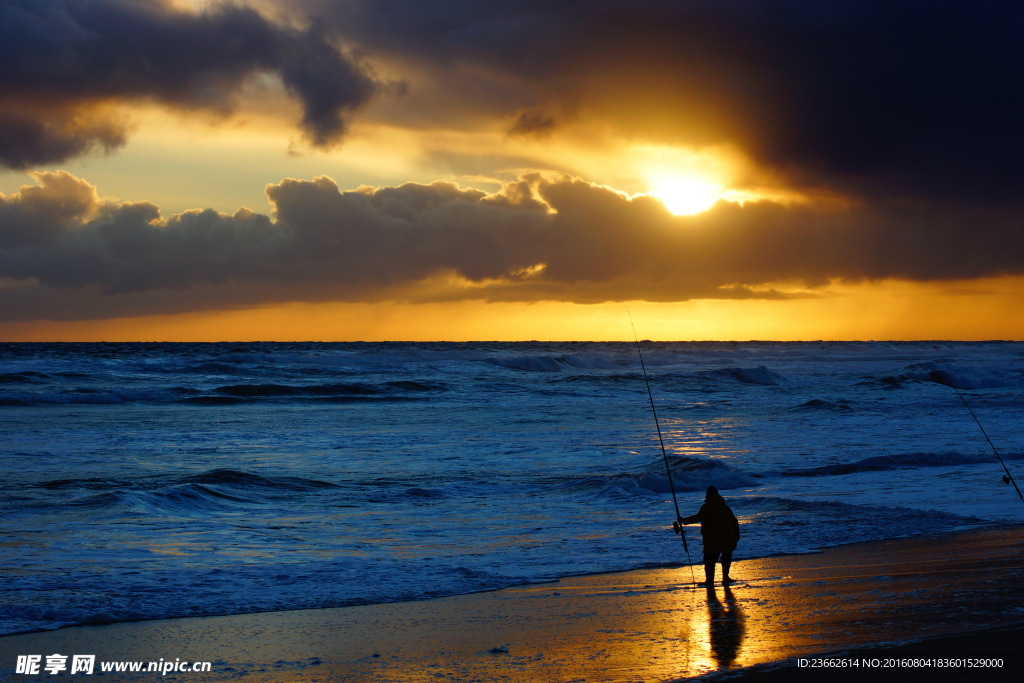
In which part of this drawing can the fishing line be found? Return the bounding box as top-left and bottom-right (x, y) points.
(950, 386), (1024, 506)
(629, 315), (697, 585)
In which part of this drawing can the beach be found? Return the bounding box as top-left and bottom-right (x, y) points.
(2, 524), (1021, 682)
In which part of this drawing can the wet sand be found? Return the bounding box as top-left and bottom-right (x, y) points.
(1, 525), (1021, 682)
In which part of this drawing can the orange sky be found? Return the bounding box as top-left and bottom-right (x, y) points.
(4, 277), (1023, 342)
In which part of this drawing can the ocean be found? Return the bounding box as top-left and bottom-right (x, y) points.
(2, 341), (1022, 636)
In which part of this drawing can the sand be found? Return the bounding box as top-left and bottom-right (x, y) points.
(1, 525), (1021, 682)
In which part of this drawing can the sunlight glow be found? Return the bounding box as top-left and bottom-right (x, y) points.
(649, 174), (725, 215)
(631, 145), (735, 215)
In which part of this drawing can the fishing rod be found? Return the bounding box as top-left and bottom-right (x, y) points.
(629, 316), (697, 585)
(950, 386), (1024, 506)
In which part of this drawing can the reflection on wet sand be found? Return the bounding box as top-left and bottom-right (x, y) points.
(707, 584), (746, 669)
(682, 583), (748, 676)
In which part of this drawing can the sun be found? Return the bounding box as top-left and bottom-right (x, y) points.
(648, 174), (724, 215)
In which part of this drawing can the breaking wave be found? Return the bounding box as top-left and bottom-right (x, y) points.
(775, 450), (1024, 478)
(556, 456), (761, 499)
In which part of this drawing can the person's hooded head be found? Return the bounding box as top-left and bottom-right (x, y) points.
(706, 485), (722, 500)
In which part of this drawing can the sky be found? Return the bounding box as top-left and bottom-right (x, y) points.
(1, 0), (1023, 341)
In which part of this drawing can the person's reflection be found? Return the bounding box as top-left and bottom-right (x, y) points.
(706, 584), (745, 669)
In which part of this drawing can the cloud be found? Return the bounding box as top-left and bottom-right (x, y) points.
(9, 1), (1020, 209)
(0, 0), (379, 168)
(508, 108), (559, 137)
(298, 0), (1024, 206)
(2, 171), (1023, 321)
(7, 0), (1022, 211)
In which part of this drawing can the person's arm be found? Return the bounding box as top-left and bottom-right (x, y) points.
(679, 505), (705, 525)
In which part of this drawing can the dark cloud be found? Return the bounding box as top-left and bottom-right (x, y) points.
(2, 171), (1022, 321)
(508, 108), (559, 137)
(10, 0), (1019, 209)
(7, 0), (1022, 209)
(0, 0), (379, 168)
(302, 0), (1024, 206)
(0, 104), (130, 171)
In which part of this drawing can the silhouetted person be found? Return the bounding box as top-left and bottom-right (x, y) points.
(678, 486), (740, 586)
